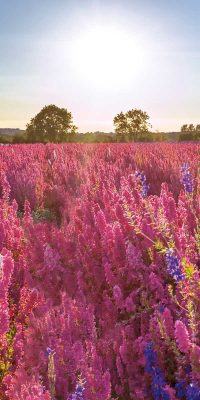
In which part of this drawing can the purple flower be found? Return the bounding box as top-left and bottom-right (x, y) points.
(135, 170), (150, 198)
(144, 343), (170, 400)
(165, 249), (184, 282)
(68, 380), (86, 400)
(45, 347), (55, 357)
(175, 380), (187, 398)
(186, 383), (200, 400)
(158, 303), (166, 314)
(180, 163), (194, 193)
(144, 343), (157, 374)
(185, 364), (192, 374)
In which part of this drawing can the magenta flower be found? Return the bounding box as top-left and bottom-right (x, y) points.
(175, 320), (191, 353)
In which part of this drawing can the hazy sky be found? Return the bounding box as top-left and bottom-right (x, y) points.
(0, 0), (200, 132)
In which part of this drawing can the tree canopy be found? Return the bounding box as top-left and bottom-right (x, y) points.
(113, 109), (151, 141)
(26, 105), (77, 143)
(181, 124), (200, 133)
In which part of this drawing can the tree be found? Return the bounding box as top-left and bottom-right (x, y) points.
(113, 112), (128, 142)
(181, 124), (188, 132)
(26, 105), (77, 143)
(113, 109), (151, 142)
(196, 124), (200, 132)
(188, 124), (195, 132)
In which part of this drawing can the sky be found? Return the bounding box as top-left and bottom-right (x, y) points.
(0, 0), (200, 132)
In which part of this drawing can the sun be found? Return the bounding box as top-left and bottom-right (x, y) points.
(69, 25), (146, 90)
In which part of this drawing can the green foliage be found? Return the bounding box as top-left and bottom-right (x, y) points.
(135, 131), (168, 142)
(154, 239), (165, 253)
(196, 124), (200, 132)
(182, 258), (195, 279)
(76, 132), (115, 143)
(12, 132), (27, 143)
(180, 123), (200, 140)
(0, 135), (13, 144)
(179, 131), (200, 142)
(17, 208), (56, 223)
(26, 104), (77, 143)
(113, 108), (151, 142)
(181, 124), (188, 133)
(188, 123), (195, 132)
(32, 208), (56, 223)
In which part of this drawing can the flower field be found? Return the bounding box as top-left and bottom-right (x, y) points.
(0, 142), (200, 400)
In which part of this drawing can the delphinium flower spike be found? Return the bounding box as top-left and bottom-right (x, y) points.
(180, 163), (194, 193)
(144, 343), (170, 400)
(135, 170), (150, 198)
(186, 383), (200, 400)
(165, 248), (184, 282)
(68, 377), (86, 400)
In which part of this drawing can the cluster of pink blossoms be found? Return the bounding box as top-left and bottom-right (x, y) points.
(0, 143), (199, 399)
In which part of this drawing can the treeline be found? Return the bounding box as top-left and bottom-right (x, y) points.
(1, 105), (199, 144)
(2, 130), (199, 145)
(179, 132), (200, 141)
(0, 131), (177, 144)
(179, 124), (200, 141)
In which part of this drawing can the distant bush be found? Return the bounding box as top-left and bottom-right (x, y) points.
(0, 134), (13, 144)
(76, 132), (115, 143)
(179, 131), (200, 141)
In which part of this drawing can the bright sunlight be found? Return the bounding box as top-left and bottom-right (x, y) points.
(69, 25), (147, 90)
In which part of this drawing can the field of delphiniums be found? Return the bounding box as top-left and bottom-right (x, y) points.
(0, 142), (200, 400)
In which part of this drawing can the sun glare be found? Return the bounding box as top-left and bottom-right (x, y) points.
(69, 25), (146, 90)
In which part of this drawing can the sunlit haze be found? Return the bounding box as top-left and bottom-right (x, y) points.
(69, 24), (147, 90)
(0, 0), (200, 132)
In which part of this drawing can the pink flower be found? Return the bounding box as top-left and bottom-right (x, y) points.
(175, 320), (191, 353)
